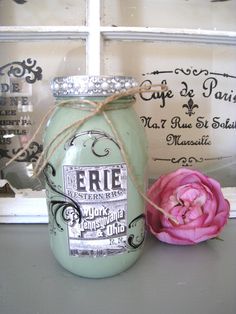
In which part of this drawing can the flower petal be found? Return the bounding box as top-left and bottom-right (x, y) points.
(146, 168), (230, 245)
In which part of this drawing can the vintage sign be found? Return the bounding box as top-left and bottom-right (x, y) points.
(0, 58), (43, 162)
(138, 67), (236, 185)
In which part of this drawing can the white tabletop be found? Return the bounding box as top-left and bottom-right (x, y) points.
(0, 220), (235, 314)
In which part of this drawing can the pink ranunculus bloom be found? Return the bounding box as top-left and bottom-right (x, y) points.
(146, 168), (230, 245)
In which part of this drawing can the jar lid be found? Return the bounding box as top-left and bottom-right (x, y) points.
(51, 75), (138, 97)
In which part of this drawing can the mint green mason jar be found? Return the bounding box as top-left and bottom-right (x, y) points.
(44, 76), (148, 278)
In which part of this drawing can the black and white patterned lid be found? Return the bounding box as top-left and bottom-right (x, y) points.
(51, 75), (138, 97)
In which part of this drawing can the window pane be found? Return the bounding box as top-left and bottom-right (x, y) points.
(104, 41), (236, 186)
(0, 40), (85, 191)
(0, 0), (86, 26)
(102, 0), (236, 31)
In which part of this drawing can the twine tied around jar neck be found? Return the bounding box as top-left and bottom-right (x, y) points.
(6, 83), (178, 224)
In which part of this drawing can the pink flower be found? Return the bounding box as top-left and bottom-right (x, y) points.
(146, 168), (230, 245)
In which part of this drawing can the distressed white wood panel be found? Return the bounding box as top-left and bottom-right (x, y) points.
(101, 27), (236, 45)
(223, 188), (236, 218)
(86, 0), (102, 75)
(0, 26), (235, 45)
(0, 187), (235, 223)
(0, 26), (88, 41)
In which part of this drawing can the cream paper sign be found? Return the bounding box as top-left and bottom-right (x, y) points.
(138, 67), (236, 186)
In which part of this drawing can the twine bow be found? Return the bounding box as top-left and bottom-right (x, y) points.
(6, 83), (178, 224)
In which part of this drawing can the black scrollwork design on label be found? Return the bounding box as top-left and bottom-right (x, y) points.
(153, 156), (205, 167)
(187, 157), (204, 164)
(182, 98), (199, 116)
(153, 155), (232, 167)
(128, 214), (145, 250)
(0, 141), (42, 162)
(171, 157), (193, 166)
(192, 69), (209, 76)
(141, 68), (236, 80)
(0, 58), (42, 83)
(175, 68), (210, 77)
(65, 130), (120, 157)
(175, 68), (191, 75)
(44, 163), (82, 233)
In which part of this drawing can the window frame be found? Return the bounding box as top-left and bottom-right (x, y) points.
(0, 0), (235, 222)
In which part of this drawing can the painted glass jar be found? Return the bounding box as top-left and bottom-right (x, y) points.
(44, 76), (148, 278)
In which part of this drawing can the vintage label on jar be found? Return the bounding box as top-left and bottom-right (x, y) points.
(63, 163), (128, 257)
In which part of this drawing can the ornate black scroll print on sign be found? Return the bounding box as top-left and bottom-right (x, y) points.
(0, 58), (42, 84)
(0, 59), (43, 163)
(0, 142), (42, 163)
(153, 156), (232, 167)
(44, 163), (82, 234)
